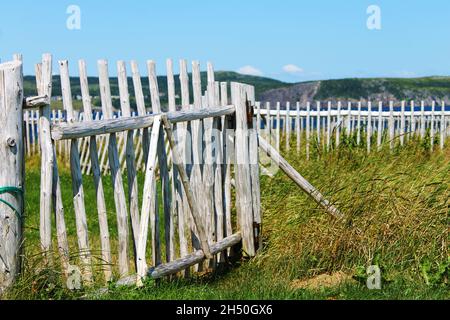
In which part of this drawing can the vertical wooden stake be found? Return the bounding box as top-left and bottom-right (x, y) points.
(231, 82), (255, 257)
(377, 101), (383, 150)
(430, 101), (435, 151)
(316, 101), (321, 146)
(266, 102), (271, 145)
(400, 101), (405, 146)
(0, 60), (24, 292)
(389, 101), (395, 150)
(336, 101), (341, 147)
(420, 101), (425, 140)
(285, 102), (291, 151)
(356, 102), (361, 146)
(276, 102), (280, 151)
(306, 102), (310, 160)
(327, 101), (332, 150)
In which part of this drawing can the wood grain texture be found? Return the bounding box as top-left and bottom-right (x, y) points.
(177, 59), (192, 272)
(79, 59), (112, 282)
(117, 61), (140, 258)
(150, 233), (241, 279)
(52, 105), (235, 141)
(231, 82), (255, 257)
(166, 58), (177, 263)
(377, 102), (383, 150)
(221, 82), (233, 253)
(137, 116), (162, 285)
(59, 60), (93, 283)
(0, 60), (24, 291)
(98, 59), (130, 277)
(147, 60), (170, 267)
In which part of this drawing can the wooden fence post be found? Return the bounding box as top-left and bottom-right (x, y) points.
(306, 102), (310, 159)
(346, 102), (351, 136)
(420, 101), (425, 140)
(336, 101), (341, 147)
(38, 54), (56, 263)
(316, 101), (321, 146)
(231, 82), (255, 257)
(276, 102), (280, 151)
(389, 101), (395, 150)
(377, 101), (383, 150)
(245, 86), (261, 253)
(0, 60), (24, 292)
(430, 101), (435, 151)
(265, 102), (271, 144)
(400, 101), (405, 146)
(285, 102), (291, 151)
(327, 101), (332, 150)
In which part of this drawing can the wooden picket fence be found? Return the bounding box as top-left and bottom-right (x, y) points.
(255, 101), (450, 159)
(32, 55), (264, 287)
(12, 53), (445, 292)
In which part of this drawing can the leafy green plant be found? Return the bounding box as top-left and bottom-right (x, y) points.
(420, 258), (449, 286)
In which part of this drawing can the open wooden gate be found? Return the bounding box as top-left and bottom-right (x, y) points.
(1, 54), (339, 292)
(34, 54), (261, 286)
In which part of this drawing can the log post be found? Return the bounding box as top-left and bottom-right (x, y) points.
(0, 60), (24, 293)
(231, 82), (255, 257)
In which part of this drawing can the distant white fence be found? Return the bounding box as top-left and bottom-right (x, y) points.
(255, 101), (450, 158)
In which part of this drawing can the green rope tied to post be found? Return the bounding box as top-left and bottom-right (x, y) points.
(0, 186), (23, 219)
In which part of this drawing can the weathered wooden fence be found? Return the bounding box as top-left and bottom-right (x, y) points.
(0, 54), (379, 293)
(1, 54), (264, 289)
(0, 59), (24, 293)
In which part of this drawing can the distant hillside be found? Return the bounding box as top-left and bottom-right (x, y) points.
(260, 77), (450, 107)
(23, 71), (288, 111)
(24, 73), (450, 110)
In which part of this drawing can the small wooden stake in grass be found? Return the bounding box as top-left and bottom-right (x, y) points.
(377, 101), (383, 150)
(367, 101), (372, 153)
(0, 60), (24, 292)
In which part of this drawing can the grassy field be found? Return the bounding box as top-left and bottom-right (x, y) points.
(3, 136), (449, 300)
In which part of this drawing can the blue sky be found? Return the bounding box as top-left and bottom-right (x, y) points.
(1, 0), (449, 82)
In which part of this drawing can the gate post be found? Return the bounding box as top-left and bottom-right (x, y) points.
(231, 82), (256, 256)
(0, 60), (25, 293)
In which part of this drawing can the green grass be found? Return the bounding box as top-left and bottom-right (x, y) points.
(2, 135), (449, 300)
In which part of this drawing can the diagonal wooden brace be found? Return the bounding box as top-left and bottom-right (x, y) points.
(259, 136), (343, 220)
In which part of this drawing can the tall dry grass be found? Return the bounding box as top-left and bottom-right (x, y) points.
(259, 135), (449, 284)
